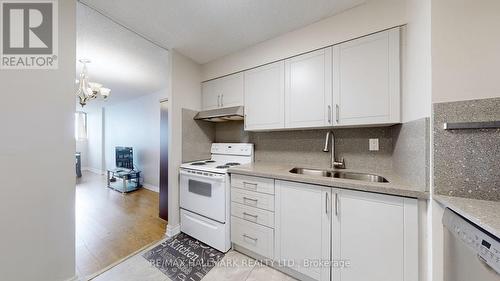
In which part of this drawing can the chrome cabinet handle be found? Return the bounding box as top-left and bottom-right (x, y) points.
(221, 94), (224, 107)
(243, 197), (258, 203)
(243, 234), (258, 242)
(325, 192), (329, 214)
(243, 212), (258, 219)
(217, 94), (220, 107)
(328, 105), (332, 124)
(243, 181), (258, 189)
(335, 104), (340, 123)
(335, 193), (339, 216)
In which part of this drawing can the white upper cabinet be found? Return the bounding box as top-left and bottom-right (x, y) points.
(333, 28), (400, 126)
(244, 61), (285, 131)
(285, 47), (333, 128)
(205, 28), (401, 130)
(331, 189), (418, 281)
(201, 72), (244, 110)
(201, 80), (219, 110)
(275, 180), (331, 281)
(219, 73), (244, 108)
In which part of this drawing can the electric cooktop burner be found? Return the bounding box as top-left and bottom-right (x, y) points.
(190, 162), (206, 166)
(216, 165), (230, 169)
(225, 162), (241, 166)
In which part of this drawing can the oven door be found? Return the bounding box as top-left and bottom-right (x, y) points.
(180, 169), (226, 223)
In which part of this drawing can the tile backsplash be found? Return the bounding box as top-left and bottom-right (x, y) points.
(182, 109), (215, 163)
(433, 97), (500, 201)
(182, 109), (429, 189)
(214, 118), (429, 188)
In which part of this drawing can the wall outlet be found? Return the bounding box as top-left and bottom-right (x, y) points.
(369, 138), (379, 151)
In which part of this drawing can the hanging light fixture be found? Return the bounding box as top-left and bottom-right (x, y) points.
(76, 59), (111, 107)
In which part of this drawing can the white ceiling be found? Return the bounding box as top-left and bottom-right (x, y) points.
(77, 3), (169, 105)
(79, 0), (365, 64)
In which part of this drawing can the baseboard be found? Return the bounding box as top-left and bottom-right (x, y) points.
(166, 223), (180, 237)
(64, 275), (78, 281)
(142, 183), (159, 193)
(82, 167), (105, 175)
(233, 244), (314, 281)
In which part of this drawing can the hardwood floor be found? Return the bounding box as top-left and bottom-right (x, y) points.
(76, 171), (167, 279)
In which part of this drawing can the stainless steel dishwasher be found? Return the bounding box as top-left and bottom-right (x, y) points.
(443, 208), (500, 281)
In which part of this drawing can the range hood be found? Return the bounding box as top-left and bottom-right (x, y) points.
(194, 106), (244, 122)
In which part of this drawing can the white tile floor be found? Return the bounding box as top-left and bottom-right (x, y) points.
(90, 238), (297, 281)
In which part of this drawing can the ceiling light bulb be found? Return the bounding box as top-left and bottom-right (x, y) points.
(89, 82), (103, 90)
(100, 88), (111, 98)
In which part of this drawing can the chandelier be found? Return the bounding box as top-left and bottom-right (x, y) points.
(76, 59), (111, 107)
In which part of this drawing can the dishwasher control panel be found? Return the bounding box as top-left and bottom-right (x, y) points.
(443, 208), (500, 275)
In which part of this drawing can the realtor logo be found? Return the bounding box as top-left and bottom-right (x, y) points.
(0, 0), (58, 69)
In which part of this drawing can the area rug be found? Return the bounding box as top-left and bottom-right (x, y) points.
(142, 233), (224, 281)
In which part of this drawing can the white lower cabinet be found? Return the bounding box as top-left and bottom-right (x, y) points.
(231, 176), (419, 281)
(231, 216), (274, 258)
(331, 189), (418, 281)
(275, 180), (331, 281)
(230, 175), (276, 260)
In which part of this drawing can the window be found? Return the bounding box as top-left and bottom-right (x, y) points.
(75, 111), (87, 141)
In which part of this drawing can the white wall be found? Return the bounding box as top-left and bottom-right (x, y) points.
(0, 1), (76, 280)
(201, 0), (407, 80)
(104, 91), (166, 191)
(402, 0), (431, 122)
(201, 0), (431, 122)
(429, 2), (500, 281)
(432, 0), (500, 103)
(167, 50), (202, 235)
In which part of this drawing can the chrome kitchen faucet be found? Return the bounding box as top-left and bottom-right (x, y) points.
(323, 131), (346, 169)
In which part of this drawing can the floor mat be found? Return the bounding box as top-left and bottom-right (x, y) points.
(142, 233), (224, 281)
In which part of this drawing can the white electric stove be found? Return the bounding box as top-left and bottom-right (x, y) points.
(179, 143), (254, 252)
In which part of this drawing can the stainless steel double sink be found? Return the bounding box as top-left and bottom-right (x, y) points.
(289, 167), (389, 183)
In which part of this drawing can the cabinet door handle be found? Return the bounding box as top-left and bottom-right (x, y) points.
(243, 196), (258, 203)
(335, 193), (339, 216)
(221, 94), (224, 107)
(243, 234), (258, 242)
(243, 181), (258, 190)
(243, 212), (258, 219)
(328, 105), (332, 124)
(335, 104), (340, 123)
(217, 94), (220, 107)
(325, 192), (329, 214)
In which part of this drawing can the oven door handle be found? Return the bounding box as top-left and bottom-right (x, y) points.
(180, 169), (225, 181)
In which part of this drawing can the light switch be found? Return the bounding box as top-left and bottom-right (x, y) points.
(369, 138), (379, 151)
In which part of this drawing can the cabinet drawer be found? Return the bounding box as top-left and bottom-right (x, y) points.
(231, 202), (275, 228)
(231, 174), (275, 194)
(231, 216), (274, 258)
(231, 188), (275, 211)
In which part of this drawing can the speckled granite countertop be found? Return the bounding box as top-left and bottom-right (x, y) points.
(228, 163), (429, 199)
(434, 195), (500, 238)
